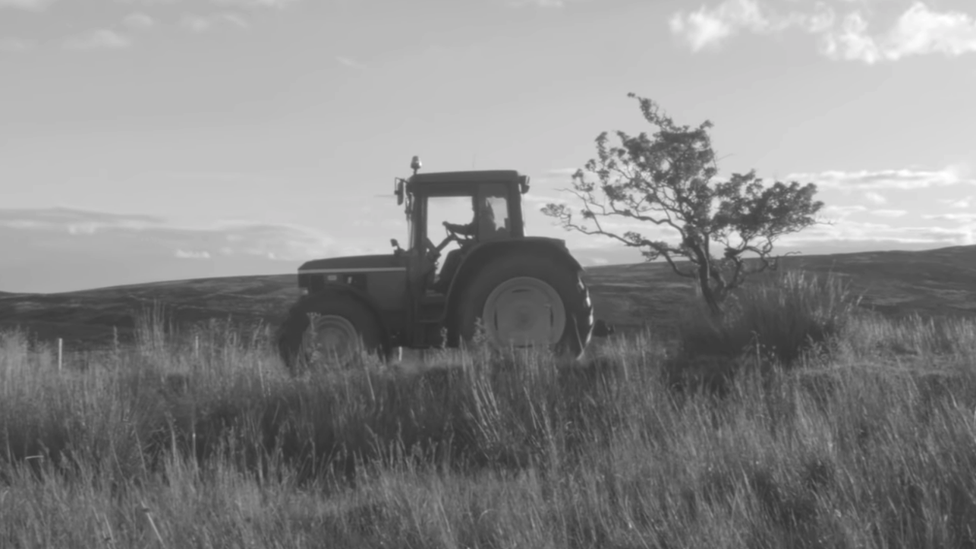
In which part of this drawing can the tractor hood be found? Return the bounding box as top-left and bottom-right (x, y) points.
(298, 254), (403, 273)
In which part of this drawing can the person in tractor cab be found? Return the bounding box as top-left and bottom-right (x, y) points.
(432, 195), (502, 293)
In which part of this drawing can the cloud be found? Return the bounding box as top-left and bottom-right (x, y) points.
(0, 37), (34, 52)
(0, 0), (55, 10)
(669, 0), (976, 63)
(786, 167), (974, 191)
(64, 29), (131, 50)
(822, 204), (869, 218)
(335, 55), (367, 69)
(863, 191), (887, 204)
(0, 207), (163, 231)
(118, 0), (299, 7)
(122, 12), (155, 30)
(507, 0), (572, 7)
(940, 195), (973, 209)
(868, 209), (908, 218)
(522, 192), (568, 206)
(780, 217), (975, 246)
(0, 207), (348, 292)
(668, 0), (771, 51)
(68, 223), (99, 235)
(181, 14), (213, 32)
(546, 168), (580, 176)
(923, 212), (976, 222)
(0, 207), (339, 261)
(180, 12), (249, 32)
(175, 249), (211, 259)
(881, 2), (976, 60)
(220, 12), (249, 28)
(211, 0), (301, 8)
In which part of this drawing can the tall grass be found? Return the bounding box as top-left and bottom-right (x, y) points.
(2, 277), (976, 548)
(676, 269), (862, 365)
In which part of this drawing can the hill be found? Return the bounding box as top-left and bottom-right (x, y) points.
(1, 245), (973, 349)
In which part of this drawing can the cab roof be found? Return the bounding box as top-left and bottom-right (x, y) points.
(409, 170), (521, 184)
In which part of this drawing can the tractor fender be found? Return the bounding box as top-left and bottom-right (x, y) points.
(304, 283), (390, 341)
(443, 237), (584, 324)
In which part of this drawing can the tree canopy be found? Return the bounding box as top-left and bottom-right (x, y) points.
(542, 93), (827, 316)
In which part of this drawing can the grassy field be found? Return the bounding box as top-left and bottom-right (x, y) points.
(2, 267), (976, 548)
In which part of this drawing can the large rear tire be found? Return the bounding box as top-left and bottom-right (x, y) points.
(276, 292), (388, 373)
(455, 254), (593, 359)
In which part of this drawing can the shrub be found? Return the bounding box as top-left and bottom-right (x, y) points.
(675, 269), (862, 368)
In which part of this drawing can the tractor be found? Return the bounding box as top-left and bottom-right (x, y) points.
(275, 156), (595, 370)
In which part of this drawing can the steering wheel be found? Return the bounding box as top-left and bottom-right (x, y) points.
(443, 221), (474, 244)
(426, 222), (474, 261)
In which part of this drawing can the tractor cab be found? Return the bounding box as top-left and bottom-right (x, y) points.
(392, 156), (531, 298)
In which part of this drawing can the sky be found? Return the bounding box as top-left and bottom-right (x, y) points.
(1, 0), (974, 293)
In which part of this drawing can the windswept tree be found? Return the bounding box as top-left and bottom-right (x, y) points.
(542, 93), (827, 317)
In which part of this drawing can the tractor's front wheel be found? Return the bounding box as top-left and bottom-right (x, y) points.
(455, 254), (593, 359)
(276, 292), (388, 373)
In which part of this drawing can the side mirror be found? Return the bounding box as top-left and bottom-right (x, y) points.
(394, 179), (405, 206)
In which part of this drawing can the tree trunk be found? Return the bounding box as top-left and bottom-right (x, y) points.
(697, 264), (723, 318)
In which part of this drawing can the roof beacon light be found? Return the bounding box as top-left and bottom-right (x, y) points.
(410, 155), (422, 176)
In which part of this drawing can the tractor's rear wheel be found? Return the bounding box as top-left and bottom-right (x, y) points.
(456, 254), (593, 358)
(276, 292), (388, 373)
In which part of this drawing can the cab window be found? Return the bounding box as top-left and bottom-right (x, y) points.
(478, 192), (509, 240)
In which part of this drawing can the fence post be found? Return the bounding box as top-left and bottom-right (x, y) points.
(58, 338), (63, 372)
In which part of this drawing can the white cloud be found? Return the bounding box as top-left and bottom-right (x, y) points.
(820, 204), (867, 220)
(923, 212), (976, 222)
(522, 192), (567, 206)
(122, 12), (155, 30)
(787, 167), (973, 191)
(820, 10), (881, 63)
(508, 0), (571, 7)
(0, 220), (45, 229)
(868, 209), (908, 217)
(175, 249), (212, 259)
(335, 55), (367, 69)
(64, 29), (131, 50)
(220, 12), (249, 28)
(180, 14), (212, 32)
(779, 218), (974, 247)
(882, 2), (976, 60)
(180, 12), (249, 33)
(863, 191), (887, 204)
(0, 37), (33, 52)
(118, 0), (299, 6)
(669, 0), (976, 63)
(212, 0), (301, 7)
(668, 0), (770, 51)
(940, 195), (973, 209)
(546, 167), (580, 176)
(68, 223), (98, 235)
(0, 0), (55, 10)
